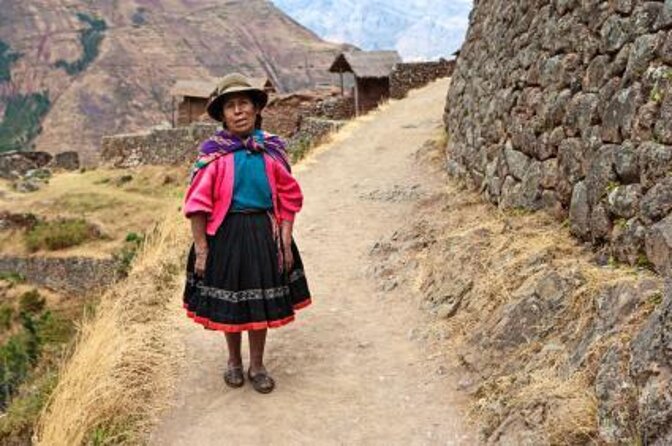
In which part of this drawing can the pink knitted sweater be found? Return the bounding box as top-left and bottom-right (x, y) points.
(183, 152), (303, 235)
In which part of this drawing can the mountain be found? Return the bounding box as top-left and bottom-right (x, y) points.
(0, 0), (348, 164)
(271, 0), (472, 61)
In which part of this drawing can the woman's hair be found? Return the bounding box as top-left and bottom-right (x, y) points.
(220, 92), (263, 130)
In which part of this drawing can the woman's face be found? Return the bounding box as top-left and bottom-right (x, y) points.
(222, 93), (258, 136)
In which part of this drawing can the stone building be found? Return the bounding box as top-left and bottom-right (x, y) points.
(170, 79), (217, 127)
(170, 77), (277, 126)
(329, 50), (402, 115)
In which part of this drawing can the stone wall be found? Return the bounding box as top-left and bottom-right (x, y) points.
(287, 117), (346, 155)
(100, 123), (218, 167)
(444, 1), (672, 443)
(445, 0), (672, 274)
(0, 256), (119, 295)
(390, 59), (456, 99)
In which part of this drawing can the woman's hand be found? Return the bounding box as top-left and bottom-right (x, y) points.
(195, 245), (208, 278)
(280, 220), (294, 273)
(283, 242), (294, 273)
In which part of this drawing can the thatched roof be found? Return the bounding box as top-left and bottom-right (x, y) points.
(170, 79), (217, 98)
(171, 76), (277, 98)
(329, 50), (402, 79)
(248, 77), (278, 93)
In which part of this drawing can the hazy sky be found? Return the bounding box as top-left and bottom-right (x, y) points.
(271, 0), (473, 60)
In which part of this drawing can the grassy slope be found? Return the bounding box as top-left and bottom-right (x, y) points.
(0, 165), (187, 257)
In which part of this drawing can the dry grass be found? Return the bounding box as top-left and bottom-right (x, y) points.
(0, 166), (185, 257)
(374, 133), (662, 443)
(34, 213), (189, 445)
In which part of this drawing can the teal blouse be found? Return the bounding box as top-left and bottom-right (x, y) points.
(231, 150), (273, 211)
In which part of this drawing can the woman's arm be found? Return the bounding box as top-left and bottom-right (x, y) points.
(281, 219), (294, 272)
(190, 212), (209, 277)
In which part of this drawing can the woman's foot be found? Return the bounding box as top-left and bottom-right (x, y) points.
(223, 362), (244, 388)
(247, 367), (275, 394)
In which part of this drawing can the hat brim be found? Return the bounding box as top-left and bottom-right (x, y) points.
(206, 87), (268, 121)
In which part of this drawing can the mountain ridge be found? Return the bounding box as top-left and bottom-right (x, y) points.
(0, 0), (348, 164)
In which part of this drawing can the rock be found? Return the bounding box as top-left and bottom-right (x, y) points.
(488, 271), (578, 350)
(629, 279), (672, 443)
(12, 179), (43, 193)
(558, 138), (586, 191)
(596, 344), (638, 444)
(24, 168), (52, 181)
(641, 177), (672, 224)
(608, 184), (643, 219)
(613, 142), (639, 183)
(654, 93), (672, 145)
(583, 54), (610, 92)
(600, 15), (632, 53)
(623, 33), (663, 84)
(0, 211), (39, 231)
(645, 215), (672, 274)
(633, 2), (664, 34)
(504, 145), (530, 181)
(500, 176), (523, 210)
(632, 101), (660, 143)
(611, 218), (647, 265)
(564, 93), (599, 137)
(639, 141), (672, 188)
(114, 174), (133, 186)
(585, 145), (617, 209)
(540, 158), (558, 189)
(591, 202), (612, 242)
(601, 83), (644, 143)
(52, 151), (80, 170)
(570, 181), (591, 241)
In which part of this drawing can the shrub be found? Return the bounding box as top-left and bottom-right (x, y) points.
(18, 290), (45, 315)
(0, 92), (51, 153)
(0, 305), (13, 331)
(114, 232), (145, 277)
(24, 218), (99, 252)
(54, 13), (106, 75)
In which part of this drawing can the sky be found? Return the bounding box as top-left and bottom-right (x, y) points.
(271, 0), (473, 60)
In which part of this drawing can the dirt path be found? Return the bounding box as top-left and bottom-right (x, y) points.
(150, 78), (476, 445)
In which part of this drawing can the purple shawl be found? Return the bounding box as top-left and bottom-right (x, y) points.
(195, 129), (291, 173)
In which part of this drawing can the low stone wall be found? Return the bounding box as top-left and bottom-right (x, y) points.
(0, 151), (52, 179)
(0, 256), (120, 295)
(287, 117), (346, 154)
(309, 96), (355, 121)
(390, 59), (455, 99)
(100, 123), (218, 167)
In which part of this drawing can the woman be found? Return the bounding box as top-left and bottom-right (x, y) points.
(182, 73), (311, 394)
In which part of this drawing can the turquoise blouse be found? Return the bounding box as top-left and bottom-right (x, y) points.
(231, 150), (273, 211)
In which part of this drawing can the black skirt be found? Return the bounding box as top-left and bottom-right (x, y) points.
(183, 211), (311, 332)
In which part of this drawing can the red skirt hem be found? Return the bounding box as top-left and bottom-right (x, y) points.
(183, 298), (312, 333)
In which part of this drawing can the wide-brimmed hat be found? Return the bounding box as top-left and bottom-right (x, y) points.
(206, 73), (269, 121)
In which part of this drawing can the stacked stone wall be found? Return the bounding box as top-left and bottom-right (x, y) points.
(391, 59), (455, 99)
(445, 0), (672, 273)
(0, 256), (119, 295)
(100, 123), (218, 167)
(444, 1), (672, 443)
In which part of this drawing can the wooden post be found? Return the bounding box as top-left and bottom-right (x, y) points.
(354, 78), (360, 117)
(171, 97), (175, 128)
(339, 72), (344, 96)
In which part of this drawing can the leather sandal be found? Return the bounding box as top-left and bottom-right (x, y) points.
(247, 369), (275, 394)
(223, 364), (244, 388)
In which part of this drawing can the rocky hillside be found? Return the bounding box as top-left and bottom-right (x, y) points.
(0, 0), (348, 164)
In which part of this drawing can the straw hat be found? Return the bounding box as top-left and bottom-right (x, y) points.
(206, 73), (269, 121)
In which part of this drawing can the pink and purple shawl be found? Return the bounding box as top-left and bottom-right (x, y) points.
(190, 129), (291, 182)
